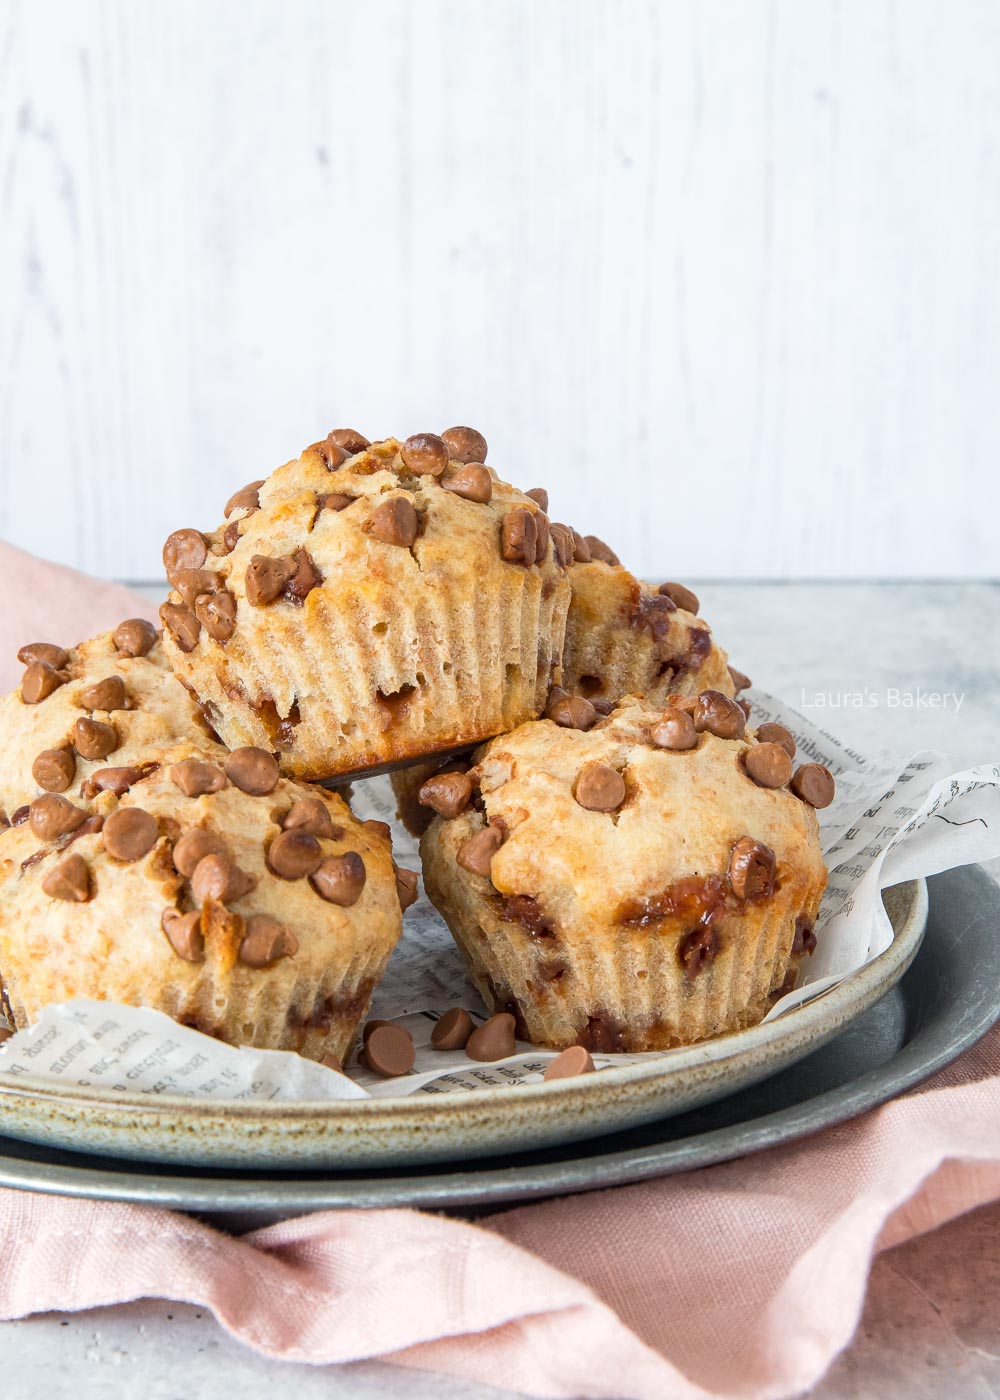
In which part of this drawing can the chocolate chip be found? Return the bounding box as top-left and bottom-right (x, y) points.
(224, 480), (265, 518)
(244, 554), (294, 607)
(103, 808), (158, 862)
(306, 438), (349, 470)
(73, 718), (119, 761)
(544, 1046), (595, 1080)
(10, 806), (29, 826)
(191, 852), (256, 903)
(310, 851), (366, 905)
(679, 927), (719, 978)
(584, 535), (620, 566)
(793, 916), (817, 956)
(456, 825), (503, 878)
(431, 1007), (474, 1050)
(440, 426), (488, 465)
(790, 763), (836, 809)
(221, 520), (241, 553)
(169, 758), (227, 797)
(18, 642), (69, 669)
(743, 742), (793, 789)
(79, 675), (127, 712)
(525, 487), (549, 513)
(667, 693), (699, 713)
(397, 432), (447, 477)
(650, 708), (698, 751)
(694, 689), (746, 740)
(225, 747), (279, 795)
(364, 1024), (416, 1077)
(41, 853), (91, 902)
(163, 528), (208, 582)
(739, 699), (751, 719)
(282, 798), (338, 839)
(466, 1012), (517, 1062)
(362, 1019), (393, 1045)
(756, 723), (796, 759)
(32, 747), (76, 793)
(86, 766), (143, 797)
(549, 522), (575, 567)
(316, 491), (353, 516)
(364, 818), (392, 842)
(395, 865), (419, 910)
(162, 908), (205, 962)
(173, 569), (222, 610)
(728, 664), (752, 693)
(241, 914), (298, 968)
(29, 794), (87, 841)
(21, 661), (65, 704)
(501, 506), (538, 565)
(574, 762), (626, 812)
(195, 589), (237, 642)
(441, 464), (493, 503)
(571, 529), (592, 563)
(418, 770), (472, 818)
(283, 548), (322, 603)
(371, 496), (418, 547)
(110, 618), (157, 658)
(659, 581), (699, 614)
(321, 1052), (345, 1074)
(591, 698), (616, 717)
(534, 512), (551, 560)
(328, 428), (370, 455)
(172, 828), (229, 877)
(729, 835), (776, 900)
(546, 691), (598, 731)
(159, 601), (202, 652)
(267, 829), (323, 880)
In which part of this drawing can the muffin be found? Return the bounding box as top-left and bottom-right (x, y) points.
(158, 428), (572, 781)
(0, 624), (216, 825)
(0, 743), (406, 1060)
(420, 693), (832, 1051)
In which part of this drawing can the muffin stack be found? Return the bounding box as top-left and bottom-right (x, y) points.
(0, 425), (835, 1063)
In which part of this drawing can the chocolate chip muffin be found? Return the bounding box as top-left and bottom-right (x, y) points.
(0, 624), (217, 825)
(419, 694), (831, 1052)
(561, 559), (737, 710)
(158, 428), (572, 781)
(0, 744), (406, 1060)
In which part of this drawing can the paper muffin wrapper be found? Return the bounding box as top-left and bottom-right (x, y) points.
(169, 564), (570, 781)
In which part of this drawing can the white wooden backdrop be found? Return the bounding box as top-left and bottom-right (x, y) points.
(1, 0), (998, 582)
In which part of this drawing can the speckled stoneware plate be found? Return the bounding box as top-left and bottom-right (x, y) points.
(0, 881), (927, 1172)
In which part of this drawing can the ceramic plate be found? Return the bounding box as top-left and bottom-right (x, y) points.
(0, 881), (926, 1171)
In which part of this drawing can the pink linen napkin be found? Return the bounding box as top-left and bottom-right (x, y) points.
(0, 538), (998, 1400)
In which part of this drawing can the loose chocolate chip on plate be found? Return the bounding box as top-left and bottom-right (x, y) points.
(21, 661), (65, 705)
(728, 664), (752, 693)
(441, 426), (488, 464)
(659, 581), (699, 614)
(466, 1012), (517, 1062)
(441, 464), (492, 503)
(790, 763), (836, 809)
(79, 675), (127, 712)
(756, 722), (796, 759)
(370, 495), (418, 548)
(172, 828), (229, 878)
(400, 433), (449, 477)
(160, 602), (202, 652)
(103, 807), (158, 862)
(501, 506), (538, 566)
(87, 766), (143, 797)
(239, 914), (298, 968)
(431, 1007), (474, 1050)
(694, 689), (746, 740)
(267, 829), (323, 880)
(29, 794), (87, 841)
(18, 642), (69, 669)
(743, 742), (793, 789)
(282, 798), (338, 840)
(169, 758), (227, 798)
(544, 1046), (595, 1081)
(364, 1024), (416, 1077)
(225, 746), (279, 796)
(224, 480), (265, 518)
(310, 851), (366, 906)
(244, 554), (294, 607)
(42, 853), (91, 903)
(574, 762), (626, 812)
(73, 717), (119, 761)
(362, 1019), (393, 1045)
(650, 707), (698, 751)
(546, 691), (598, 731)
(328, 428), (370, 456)
(32, 748), (76, 793)
(195, 589), (237, 642)
(456, 825), (503, 878)
(585, 535), (620, 566)
(418, 770), (472, 819)
(112, 618), (158, 658)
(163, 528), (208, 582)
(162, 908), (205, 962)
(395, 864), (419, 910)
(729, 835), (776, 900)
(525, 487), (549, 513)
